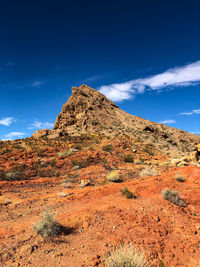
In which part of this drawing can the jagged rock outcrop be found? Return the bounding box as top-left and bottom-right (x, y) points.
(32, 84), (200, 156)
(53, 84), (119, 135)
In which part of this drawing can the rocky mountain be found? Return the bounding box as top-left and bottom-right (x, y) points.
(32, 84), (200, 155)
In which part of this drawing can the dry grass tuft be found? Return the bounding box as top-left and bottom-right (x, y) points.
(107, 170), (123, 183)
(120, 187), (136, 199)
(175, 176), (185, 182)
(104, 244), (148, 267)
(162, 189), (185, 207)
(33, 211), (63, 238)
(139, 167), (159, 177)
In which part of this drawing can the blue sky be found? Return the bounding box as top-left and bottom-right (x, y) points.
(1, 0), (200, 140)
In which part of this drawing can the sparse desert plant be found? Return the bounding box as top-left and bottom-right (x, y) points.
(104, 244), (148, 267)
(120, 187), (136, 199)
(2, 168), (26, 181)
(143, 146), (154, 156)
(71, 159), (88, 169)
(50, 157), (56, 167)
(162, 189), (185, 207)
(123, 154), (134, 163)
(33, 211), (63, 238)
(102, 144), (113, 152)
(73, 144), (82, 150)
(58, 192), (67, 197)
(139, 167), (159, 177)
(0, 170), (6, 180)
(36, 148), (44, 157)
(107, 170), (123, 183)
(135, 158), (144, 165)
(175, 176), (185, 182)
(57, 149), (74, 157)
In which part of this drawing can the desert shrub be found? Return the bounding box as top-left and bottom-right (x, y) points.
(123, 154), (134, 163)
(63, 177), (70, 183)
(102, 144), (113, 152)
(139, 167), (159, 177)
(0, 170), (6, 180)
(120, 187), (136, 199)
(135, 158), (144, 165)
(36, 169), (45, 177)
(176, 176), (185, 182)
(36, 149), (44, 157)
(162, 189), (185, 207)
(73, 144), (82, 150)
(33, 211), (62, 238)
(58, 192), (67, 197)
(107, 170), (123, 183)
(104, 244), (148, 267)
(50, 158), (56, 167)
(1, 167), (26, 181)
(71, 159), (88, 169)
(57, 149), (74, 157)
(143, 146), (154, 156)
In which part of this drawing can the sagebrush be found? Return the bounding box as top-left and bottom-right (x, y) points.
(104, 244), (148, 267)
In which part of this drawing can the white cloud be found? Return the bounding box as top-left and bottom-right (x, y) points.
(99, 60), (200, 102)
(179, 109), (200, 115)
(159, 119), (176, 124)
(0, 117), (16, 126)
(4, 132), (26, 140)
(179, 112), (193, 116)
(193, 109), (200, 114)
(29, 120), (54, 129)
(32, 80), (44, 88)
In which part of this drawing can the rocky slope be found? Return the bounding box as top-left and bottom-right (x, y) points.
(1, 84), (200, 266)
(33, 84), (200, 156)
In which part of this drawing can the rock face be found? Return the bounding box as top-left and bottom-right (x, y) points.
(32, 84), (200, 156)
(53, 84), (119, 135)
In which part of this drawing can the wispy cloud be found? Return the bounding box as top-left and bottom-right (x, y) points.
(179, 109), (200, 116)
(0, 117), (16, 126)
(32, 80), (44, 88)
(4, 132), (26, 140)
(29, 120), (54, 129)
(159, 119), (176, 124)
(99, 60), (200, 102)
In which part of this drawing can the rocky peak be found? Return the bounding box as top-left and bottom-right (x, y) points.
(53, 84), (119, 134)
(32, 84), (200, 157)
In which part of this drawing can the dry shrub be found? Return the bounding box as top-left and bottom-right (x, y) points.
(57, 149), (74, 157)
(102, 144), (113, 152)
(33, 211), (63, 238)
(176, 176), (185, 182)
(162, 189), (185, 207)
(123, 154), (134, 163)
(107, 170), (123, 183)
(120, 187), (136, 199)
(139, 167), (159, 177)
(104, 244), (148, 267)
